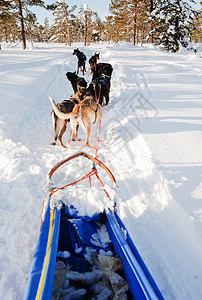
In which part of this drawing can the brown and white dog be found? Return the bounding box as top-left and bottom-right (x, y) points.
(49, 94), (102, 148)
(51, 86), (86, 148)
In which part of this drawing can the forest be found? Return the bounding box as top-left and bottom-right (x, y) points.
(0, 0), (202, 52)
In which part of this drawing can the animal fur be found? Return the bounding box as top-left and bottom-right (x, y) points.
(91, 63), (113, 79)
(51, 88), (86, 148)
(66, 71), (87, 94)
(73, 49), (87, 75)
(89, 63), (113, 106)
(89, 53), (100, 69)
(88, 76), (110, 106)
(49, 95), (102, 147)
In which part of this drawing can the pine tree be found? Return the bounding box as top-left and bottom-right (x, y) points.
(44, 17), (50, 43)
(25, 13), (39, 47)
(91, 15), (104, 43)
(77, 6), (99, 45)
(0, 0), (18, 47)
(102, 16), (114, 43)
(150, 0), (198, 52)
(52, 1), (76, 46)
(12, 0), (55, 49)
(191, 1), (202, 43)
(109, 0), (151, 44)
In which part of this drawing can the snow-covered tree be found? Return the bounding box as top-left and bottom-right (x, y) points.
(77, 6), (101, 45)
(0, 0), (18, 46)
(11, 0), (55, 49)
(25, 13), (39, 48)
(109, 0), (152, 44)
(149, 0), (198, 52)
(52, 0), (76, 46)
(43, 17), (50, 43)
(192, 1), (202, 42)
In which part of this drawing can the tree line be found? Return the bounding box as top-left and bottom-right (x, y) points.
(0, 0), (201, 52)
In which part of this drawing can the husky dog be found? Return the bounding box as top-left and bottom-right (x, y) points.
(49, 94), (102, 148)
(50, 84), (87, 148)
(66, 71), (87, 94)
(89, 53), (100, 69)
(73, 49), (87, 75)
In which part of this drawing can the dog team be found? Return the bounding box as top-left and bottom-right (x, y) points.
(49, 48), (113, 148)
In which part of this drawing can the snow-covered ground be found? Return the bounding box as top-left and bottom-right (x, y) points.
(0, 41), (202, 299)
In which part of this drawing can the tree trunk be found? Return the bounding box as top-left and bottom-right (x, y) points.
(17, 0), (26, 50)
(84, 11), (87, 46)
(132, 16), (136, 45)
(150, 0), (154, 43)
(132, 2), (137, 45)
(64, 9), (71, 46)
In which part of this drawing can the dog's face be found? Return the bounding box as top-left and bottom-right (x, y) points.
(94, 53), (100, 60)
(73, 49), (79, 56)
(66, 71), (77, 82)
(77, 85), (87, 95)
(77, 77), (87, 88)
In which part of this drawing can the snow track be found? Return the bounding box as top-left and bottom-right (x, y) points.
(1, 42), (202, 299)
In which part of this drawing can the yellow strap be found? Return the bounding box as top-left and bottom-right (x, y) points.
(36, 208), (54, 300)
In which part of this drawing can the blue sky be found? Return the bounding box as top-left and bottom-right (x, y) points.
(33, 0), (201, 25)
(33, 0), (111, 25)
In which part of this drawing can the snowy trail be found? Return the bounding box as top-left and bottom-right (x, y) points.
(1, 42), (202, 299)
(99, 46), (202, 299)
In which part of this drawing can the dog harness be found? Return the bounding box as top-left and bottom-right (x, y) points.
(79, 99), (99, 124)
(78, 52), (87, 62)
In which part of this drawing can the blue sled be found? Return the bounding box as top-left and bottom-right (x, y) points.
(24, 152), (164, 300)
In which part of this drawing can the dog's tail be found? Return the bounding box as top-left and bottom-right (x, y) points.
(49, 96), (76, 120)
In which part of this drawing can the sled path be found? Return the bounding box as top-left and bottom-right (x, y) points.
(100, 43), (202, 299)
(1, 42), (202, 300)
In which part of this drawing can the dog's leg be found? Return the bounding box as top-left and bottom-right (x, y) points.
(68, 129), (72, 145)
(99, 94), (104, 106)
(75, 124), (81, 141)
(77, 63), (79, 74)
(51, 111), (59, 146)
(83, 63), (85, 75)
(68, 119), (77, 145)
(83, 117), (91, 146)
(58, 122), (67, 148)
(105, 92), (109, 106)
(97, 121), (101, 141)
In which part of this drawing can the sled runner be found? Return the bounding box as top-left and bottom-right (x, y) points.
(24, 152), (164, 300)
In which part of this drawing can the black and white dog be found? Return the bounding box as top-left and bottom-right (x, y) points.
(73, 49), (87, 75)
(66, 71), (87, 93)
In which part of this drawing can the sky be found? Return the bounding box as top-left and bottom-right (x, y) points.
(33, 0), (201, 25)
(32, 0), (111, 25)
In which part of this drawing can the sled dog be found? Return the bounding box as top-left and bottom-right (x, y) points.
(89, 53), (100, 69)
(49, 95), (102, 147)
(73, 49), (87, 75)
(66, 71), (87, 94)
(51, 86), (87, 148)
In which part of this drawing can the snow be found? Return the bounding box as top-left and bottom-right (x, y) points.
(0, 41), (202, 299)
